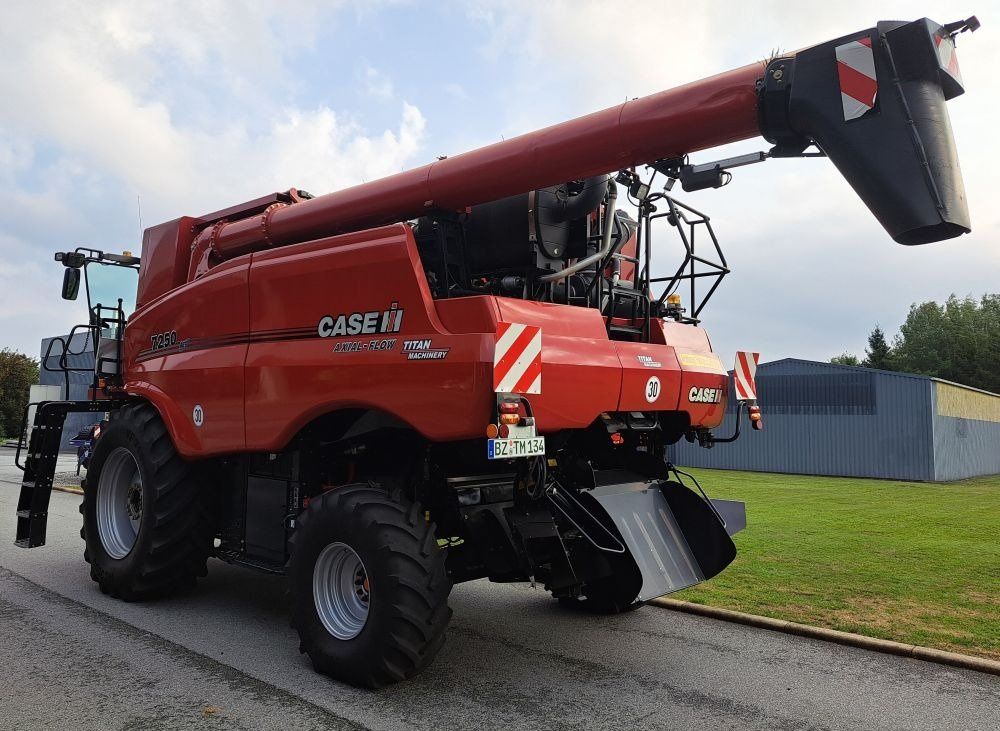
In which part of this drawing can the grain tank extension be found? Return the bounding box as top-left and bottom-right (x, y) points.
(15, 16), (977, 687)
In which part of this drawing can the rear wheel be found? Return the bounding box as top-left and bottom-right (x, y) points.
(288, 483), (452, 688)
(81, 402), (213, 600)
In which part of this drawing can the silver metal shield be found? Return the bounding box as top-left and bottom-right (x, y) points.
(592, 482), (705, 601)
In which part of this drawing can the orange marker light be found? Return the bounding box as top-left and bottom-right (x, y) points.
(485, 424), (499, 439)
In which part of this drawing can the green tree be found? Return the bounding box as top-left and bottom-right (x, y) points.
(830, 352), (860, 366)
(861, 325), (893, 370)
(891, 294), (1000, 393)
(0, 348), (40, 440)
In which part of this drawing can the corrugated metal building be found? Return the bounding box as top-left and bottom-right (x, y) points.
(38, 332), (98, 450)
(671, 359), (1000, 481)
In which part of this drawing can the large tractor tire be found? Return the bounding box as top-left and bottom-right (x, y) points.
(81, 402), (213, 600)
(288, 483), (452, 688)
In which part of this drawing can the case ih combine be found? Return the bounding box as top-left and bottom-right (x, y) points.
(16, 16), (976, 686)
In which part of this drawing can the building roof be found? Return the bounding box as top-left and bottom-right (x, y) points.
(760, 358), (999, 397)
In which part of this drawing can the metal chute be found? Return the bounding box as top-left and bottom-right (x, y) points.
(760, 17), (976, 244)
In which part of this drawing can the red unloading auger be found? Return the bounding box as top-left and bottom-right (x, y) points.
(179, 16), (977, 285)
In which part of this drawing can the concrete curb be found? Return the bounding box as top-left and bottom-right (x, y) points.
(651, 597), (1000, 677)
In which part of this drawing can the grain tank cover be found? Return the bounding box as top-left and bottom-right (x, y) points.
(760, 17), (975, 245)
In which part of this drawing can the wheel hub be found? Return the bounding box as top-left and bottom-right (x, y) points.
(95, 447), (142, 560)
(126, 482), (143, 521)
(313, 542), (370, 640)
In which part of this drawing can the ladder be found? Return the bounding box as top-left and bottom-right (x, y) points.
(14, 400), (109, 548)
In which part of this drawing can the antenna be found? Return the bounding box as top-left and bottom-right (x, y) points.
(136, 194), (144, 243)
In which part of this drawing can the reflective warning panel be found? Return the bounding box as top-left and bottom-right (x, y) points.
(493, 322), (542, 394)
(734, 351), (760, 402)
(836, 35), (877, 121)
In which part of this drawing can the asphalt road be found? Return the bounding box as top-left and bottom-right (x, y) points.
(1, 449), (998, 730)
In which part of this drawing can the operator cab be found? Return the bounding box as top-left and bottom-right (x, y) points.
(54, 248), (140, 389)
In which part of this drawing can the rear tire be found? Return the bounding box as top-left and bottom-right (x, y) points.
(288, 483), (452, 688)
(81, 402), (213, 600)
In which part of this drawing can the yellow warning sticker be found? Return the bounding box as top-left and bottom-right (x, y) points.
(676, 352), (727, 375)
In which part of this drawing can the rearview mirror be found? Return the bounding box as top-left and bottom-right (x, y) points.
(61, 268), (81, 300)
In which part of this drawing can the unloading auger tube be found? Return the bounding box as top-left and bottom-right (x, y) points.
(184, 15), (976, 282)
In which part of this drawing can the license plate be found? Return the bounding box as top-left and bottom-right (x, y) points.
(487, 437), (546, 460)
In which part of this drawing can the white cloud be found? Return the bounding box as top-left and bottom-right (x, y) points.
(363, 66), (396, 101)
(0, 1), (427, 357)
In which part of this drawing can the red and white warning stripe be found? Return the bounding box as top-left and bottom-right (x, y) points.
(934, 32), (962, 84)
(733, 351), (760, 402)
(494, 322), (542, 394)
(835, 36), (877, 121)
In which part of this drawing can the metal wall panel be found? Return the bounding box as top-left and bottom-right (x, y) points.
(671, 359), (937, 480)
(932, 381), (1000, 481)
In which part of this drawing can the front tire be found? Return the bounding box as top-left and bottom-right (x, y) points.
(288, 483), (452, 688)
(81, 402), (213, 600)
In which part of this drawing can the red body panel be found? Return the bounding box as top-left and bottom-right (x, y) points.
(124, 226), (729, 457)
(126, 257), (250, 455)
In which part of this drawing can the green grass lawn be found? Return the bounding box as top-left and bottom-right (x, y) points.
(672, 468), (1000, 661)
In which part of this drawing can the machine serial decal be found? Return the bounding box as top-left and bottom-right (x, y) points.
(402, 339), (450, 360)
(688, 386), (723, 404)
(333, 338), (397, 353)
(150, 330), (178, 351)
(637, 355), (662, 369)
(318, 302), (404, 338)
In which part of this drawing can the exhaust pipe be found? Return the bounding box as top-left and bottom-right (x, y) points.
(760, 17), (977, 244)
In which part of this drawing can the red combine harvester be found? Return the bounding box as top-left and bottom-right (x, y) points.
(16, 16), (977, 686)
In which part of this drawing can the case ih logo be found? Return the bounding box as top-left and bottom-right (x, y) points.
(688, 386), (722, 404)
(402, 340), (449, 360)
(318, 302), (403, 338)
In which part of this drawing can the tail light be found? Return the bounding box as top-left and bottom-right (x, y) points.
(499, 398), (522, 426)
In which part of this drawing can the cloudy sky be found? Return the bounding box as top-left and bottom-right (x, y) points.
(1, 1), (996, 367)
